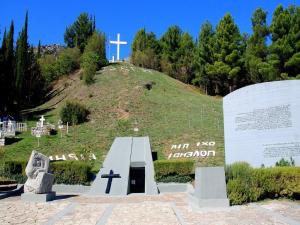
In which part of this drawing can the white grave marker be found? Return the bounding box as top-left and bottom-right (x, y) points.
(39, 116), (45, 128)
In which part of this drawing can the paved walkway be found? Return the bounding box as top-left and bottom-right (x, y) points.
(0, 193), (299, 225)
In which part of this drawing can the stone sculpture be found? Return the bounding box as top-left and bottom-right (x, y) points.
(24, 150), (54, 194)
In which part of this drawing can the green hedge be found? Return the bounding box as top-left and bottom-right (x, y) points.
(154, 159), (195, 183)
(51, 161), (92, 185)
(1, 160), (93, 185)
(226, 162), (300, 205)
(2, 160), (28, 184)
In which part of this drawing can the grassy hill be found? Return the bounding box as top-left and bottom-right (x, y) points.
(0, 63), (224, 170)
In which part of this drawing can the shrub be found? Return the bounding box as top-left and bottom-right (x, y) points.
(84, 32), (107, 68)
(38, 55), (57, 83)
(55, 47), (81, 75)
(60, 101), (89, 125)
(80, 31), (108, 85)
(156, 174), (193, 183)
(2, 160), (27, 183)
(226, 162), (300, 205)
(80, 51), (100, 84)
(131, 49), (160, 70)
(275, 157), (295, 167)
(0, 160), (93, 185)
(154, 159), (194, 182)
(38, 47), (81, 83)
(225, 161), (252, 181)
(252, 167), (300, 199)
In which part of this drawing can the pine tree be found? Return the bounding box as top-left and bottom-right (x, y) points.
(64, 25), (76, 48)
(285, 6), (300, 78)
(160, 26), (182, 77)
(177, 32), (195, 83)
(64, 13), (94, 52)
(206, 13), (244, 95)
(269, 5), (300, 79)
(193, 21), (215, 94)
(132, 29), (147, 53)
(245, 8), (273, 83)
(131, 28), (160, 70)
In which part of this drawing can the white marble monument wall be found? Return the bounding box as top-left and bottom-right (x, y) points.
(223, 80), (300, 167)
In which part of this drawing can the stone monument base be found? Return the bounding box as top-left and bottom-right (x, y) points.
(21, 192), (56, 202)
(188, 194), (229, 208)
(189, 167), (230, 208)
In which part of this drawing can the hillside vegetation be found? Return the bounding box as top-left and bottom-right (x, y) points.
(1, 63), (224, 170)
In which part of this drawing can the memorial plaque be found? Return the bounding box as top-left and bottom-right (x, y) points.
(223, 80), (300, 167)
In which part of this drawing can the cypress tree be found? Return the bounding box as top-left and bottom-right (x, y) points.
(6, 21), (14, 62)
(0, 30), (7, 111)
(1, 29), (7, 57)
(37, 40), (41, 58)
(93, 15), (96, 33)
(5, 21), (15, 110)
(25, 46), (44, 104)
(15, 12), (29, 104)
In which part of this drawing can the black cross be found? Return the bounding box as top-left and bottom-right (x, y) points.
(101, 169), (121, 194)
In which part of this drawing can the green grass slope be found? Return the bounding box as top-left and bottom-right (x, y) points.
(1, 63), (224, 169)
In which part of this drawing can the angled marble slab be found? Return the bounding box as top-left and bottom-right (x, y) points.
(88, 136), (158, 196)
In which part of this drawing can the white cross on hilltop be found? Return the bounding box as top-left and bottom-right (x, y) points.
(110, 33), (127, 62)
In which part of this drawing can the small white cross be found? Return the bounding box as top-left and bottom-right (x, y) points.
(110, 33), (127, 61)
(39, 116), (45, 128)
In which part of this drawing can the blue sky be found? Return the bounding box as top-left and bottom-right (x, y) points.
(1, 0), (299, 60)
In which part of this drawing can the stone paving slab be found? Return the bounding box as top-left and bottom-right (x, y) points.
(106, 202), (180, 225)
(0, 198), (68, 225)
(54, 203), (108, 225)
(0, 194), (299, 225)
(259, 200), (300, 222)
(177, 204), (289, 225)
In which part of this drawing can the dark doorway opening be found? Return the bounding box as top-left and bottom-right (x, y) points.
(129, 167), (145, 193)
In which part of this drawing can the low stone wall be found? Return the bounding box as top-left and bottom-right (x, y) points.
(53, 183), (194, 194)
(52, 184), (91, 194)
(157, 183), (194, 193)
